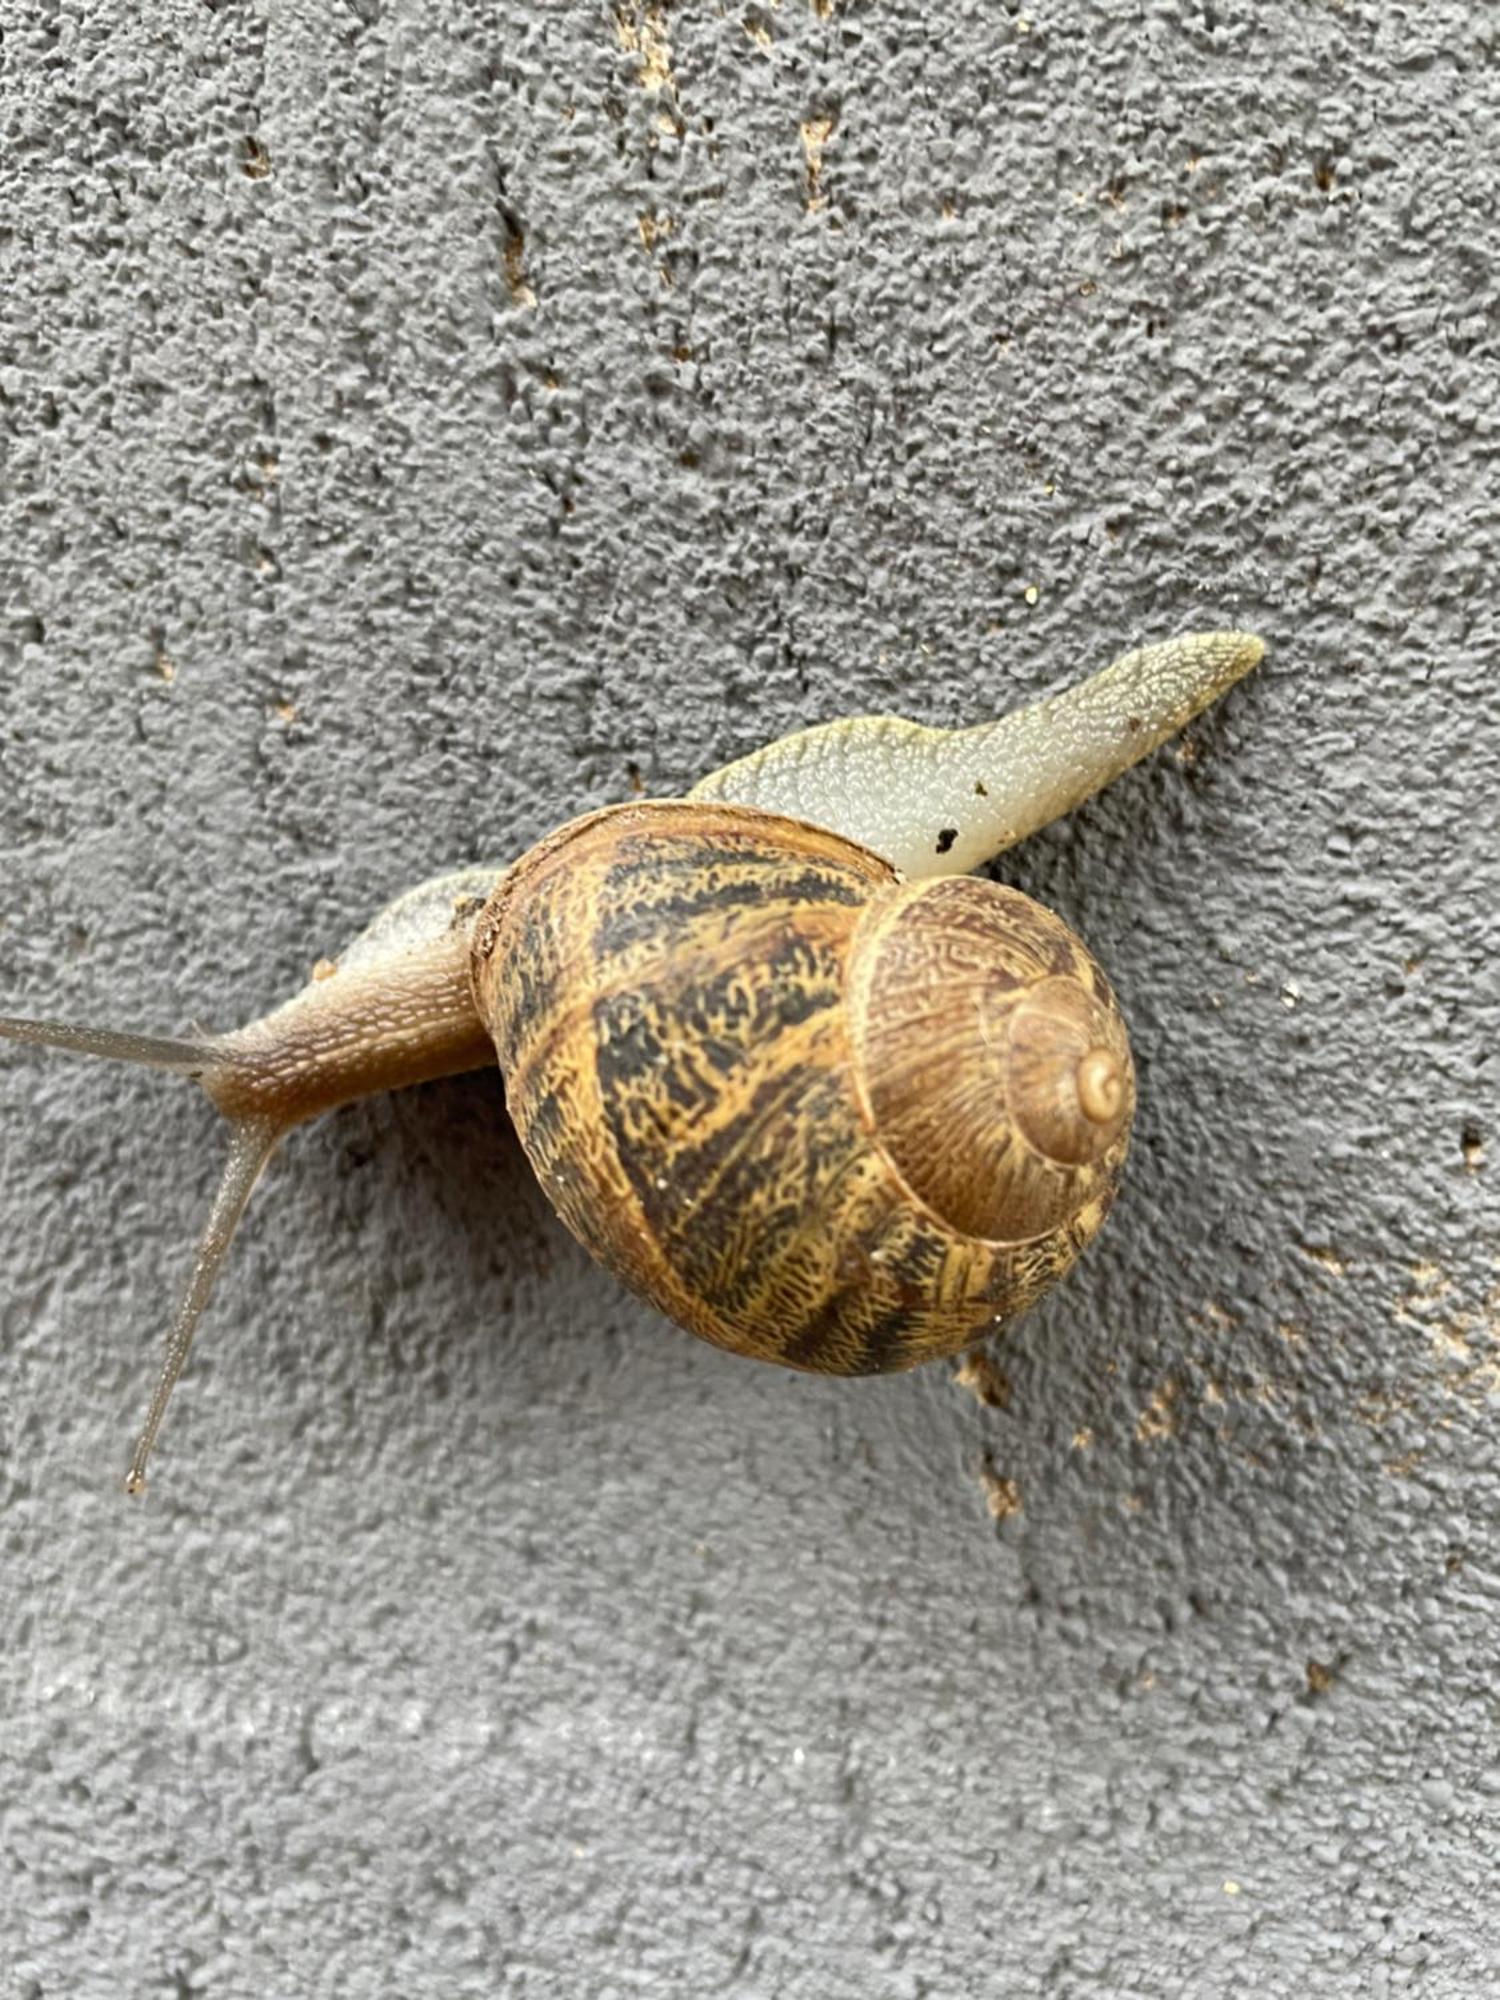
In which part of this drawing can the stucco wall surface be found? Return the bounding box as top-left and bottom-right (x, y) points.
(1, 1), (1497, 1994)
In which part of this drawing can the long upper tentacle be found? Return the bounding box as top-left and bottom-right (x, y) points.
(0, 1016), (217, 1073)
(688, 630), (1265, 878)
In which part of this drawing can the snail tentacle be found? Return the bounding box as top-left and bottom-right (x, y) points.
(122, 1114), (284, 1495)
(0, 1014), (291, 1491)
(0, 1015), (218, 1074)
(689, 629), (1265, 877)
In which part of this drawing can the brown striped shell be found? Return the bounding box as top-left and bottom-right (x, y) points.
(470, 801), (1134, 1376)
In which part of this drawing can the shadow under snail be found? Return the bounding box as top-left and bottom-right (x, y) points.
(0, 630), (1265, 1493)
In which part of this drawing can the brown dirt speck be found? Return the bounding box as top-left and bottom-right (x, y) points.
(952, 1349), (1011, 1410)
(1302, 1244), (1349, 1277)
(978, 1458), (1022, 1521)
(800, 116), (836, 210)
(616, 4), (677, 94)
(1136, 1377), (1180, 1443)
(503, 225), (537, 309)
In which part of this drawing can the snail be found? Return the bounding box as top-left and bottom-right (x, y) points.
(0, 629), (1264, 1492)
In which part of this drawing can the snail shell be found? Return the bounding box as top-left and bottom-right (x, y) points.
(473, 800), (1134, 1374)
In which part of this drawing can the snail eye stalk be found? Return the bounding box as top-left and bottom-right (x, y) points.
(121, 1115), (285, 1495)
(0, 1012), (287, 1493)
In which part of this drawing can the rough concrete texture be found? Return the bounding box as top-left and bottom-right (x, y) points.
(1, 0), (1497, 1993)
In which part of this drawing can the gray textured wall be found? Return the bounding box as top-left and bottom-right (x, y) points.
(2, 1), (1497, 1994)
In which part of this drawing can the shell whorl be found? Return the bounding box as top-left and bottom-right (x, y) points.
(846, 876), (1134, 1245)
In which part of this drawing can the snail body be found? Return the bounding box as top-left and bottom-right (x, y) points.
(0, 630), (1263, 1490)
